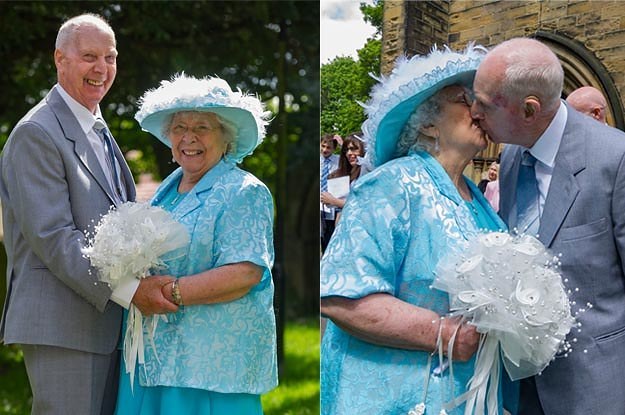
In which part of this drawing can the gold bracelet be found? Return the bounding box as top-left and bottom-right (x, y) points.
(171, 279), (183, 306)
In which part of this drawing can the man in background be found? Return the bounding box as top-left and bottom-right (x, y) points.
(566, 85), (608, 123)
(320, 133), (340, 253)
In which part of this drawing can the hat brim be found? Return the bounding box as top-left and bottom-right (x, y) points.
(375, 70), (476, 166)
(140, 106), (258, 158)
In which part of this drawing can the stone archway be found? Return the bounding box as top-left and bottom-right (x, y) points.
(536, 31), (625, 130)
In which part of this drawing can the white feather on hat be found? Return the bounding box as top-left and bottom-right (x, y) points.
(361, 43), (487, 167)
(135, 73), (272, 163)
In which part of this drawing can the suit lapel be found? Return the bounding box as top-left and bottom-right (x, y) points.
(538, 113), (585, 247)
(47, 87), (128, 205)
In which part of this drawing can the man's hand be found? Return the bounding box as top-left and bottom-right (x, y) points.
(131, 276), (178, 315)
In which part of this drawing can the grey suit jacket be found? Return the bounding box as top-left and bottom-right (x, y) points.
(500, 105), (625, 414)
(0, 86), (136, 354)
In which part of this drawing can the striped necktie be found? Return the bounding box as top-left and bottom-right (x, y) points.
(94, 121), (125, 202)
(516, 151), (540, 236)
(321, 157), (331, 192)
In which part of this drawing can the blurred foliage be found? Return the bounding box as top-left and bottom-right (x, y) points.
(0, 1), (319, 187)
(0, 345), (30, 415)
(320, 0), (382, 135)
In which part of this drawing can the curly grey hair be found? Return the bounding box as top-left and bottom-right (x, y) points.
(395, 92), (444, 158)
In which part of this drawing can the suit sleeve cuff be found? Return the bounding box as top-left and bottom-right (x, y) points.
(110, 278), (140, 309)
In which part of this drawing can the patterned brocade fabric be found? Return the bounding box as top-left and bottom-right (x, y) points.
(320, 150), (505, 414)
(139, 160), (278, 394)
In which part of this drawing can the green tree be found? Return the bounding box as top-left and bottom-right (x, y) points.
(320, 0), (382, 135)
(360, 0), (384, 35)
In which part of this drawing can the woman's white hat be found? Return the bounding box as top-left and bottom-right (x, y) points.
(135, 73), (271, 163)
(361, 43), (486, 167)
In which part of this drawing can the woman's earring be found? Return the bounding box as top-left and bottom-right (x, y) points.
(434, 136), (440, 153)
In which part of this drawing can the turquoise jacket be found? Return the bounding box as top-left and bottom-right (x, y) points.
(139, 160), (278, 394)
(320, 150), (506, 414)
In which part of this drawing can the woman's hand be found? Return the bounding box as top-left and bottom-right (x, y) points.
(440, 317), (480, 361)
(132, 275), (179, 315)
(321, 294), (481, 360)
(320, 192), (345, 208)
(161, 279), (176, 304)
(320, 191), (337, 206)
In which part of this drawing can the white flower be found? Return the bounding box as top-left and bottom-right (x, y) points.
(456, 254), (483, 273)
(82, 202), (190, 391)
(430, 231), (576, 413)
(83, 202), (190, 288)
(408, 402), (425, 415)
(515, 280), (540, 306)
(478, 231), (511, 247)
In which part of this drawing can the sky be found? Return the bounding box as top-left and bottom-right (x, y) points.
(320, 0), (377, 64)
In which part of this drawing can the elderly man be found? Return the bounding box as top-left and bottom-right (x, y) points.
(566, 85), (608, 123)
(0, 14), (177, 414)
(471, 37), (625, 415)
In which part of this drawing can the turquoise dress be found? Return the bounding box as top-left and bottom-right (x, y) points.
(320, 151), (513, 414)
(115, 160), (277, 415)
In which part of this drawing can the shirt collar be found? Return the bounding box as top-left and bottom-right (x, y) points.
(528, 101), (567, 168)
(55, 84), (104, 134)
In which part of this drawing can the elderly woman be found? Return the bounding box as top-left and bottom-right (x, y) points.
(320, 46), (516, 414)
(115, 74), (277, 414)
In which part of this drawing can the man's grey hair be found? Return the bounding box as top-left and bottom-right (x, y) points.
(499, 48), (564, 112)
(55, 14), (115, 51)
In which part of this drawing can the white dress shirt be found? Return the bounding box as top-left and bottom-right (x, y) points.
(526, 101), (567, 217)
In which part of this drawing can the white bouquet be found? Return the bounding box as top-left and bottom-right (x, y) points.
(83, 202), (190, 389)
(423, 232), (579, 415)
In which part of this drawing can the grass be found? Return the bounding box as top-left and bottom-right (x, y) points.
(262, 319), (320, 415)
(0, 320), (319, 415)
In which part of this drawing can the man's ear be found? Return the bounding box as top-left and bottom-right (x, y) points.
(54, 49), (63, 68)
(591, 107), (602, 121)
(524, 95), (541, 120)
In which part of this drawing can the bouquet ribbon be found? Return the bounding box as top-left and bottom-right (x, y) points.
(82, 202), (190, 392)
(123, 302), (162, 392)
(442, 334), (500, 415)
(419, 231), (577, 414)
(123, 304), (144, 391)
